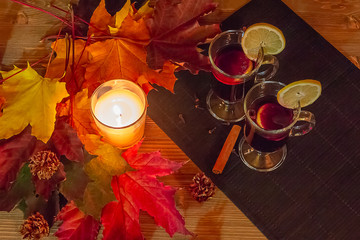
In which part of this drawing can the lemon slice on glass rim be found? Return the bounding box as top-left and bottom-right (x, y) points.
(277, 79), (322, 109)
(241, 23), (286, 60)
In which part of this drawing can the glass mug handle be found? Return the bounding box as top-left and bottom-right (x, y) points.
(254, 55), (279, 83)
(289, 110), (316, 136)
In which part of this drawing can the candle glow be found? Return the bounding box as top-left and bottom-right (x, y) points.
(91, 80), (147, 148)
(94, 89), (143, 128)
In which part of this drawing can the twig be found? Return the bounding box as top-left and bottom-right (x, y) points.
(50, 3), (109, 36)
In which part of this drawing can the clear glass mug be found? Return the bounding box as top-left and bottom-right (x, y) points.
(206, 29), (279, 122)
(239, 81), (316, 172)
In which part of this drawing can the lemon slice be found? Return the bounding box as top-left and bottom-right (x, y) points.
(241, 23), (286, 60)
(277, 80), (322, 109)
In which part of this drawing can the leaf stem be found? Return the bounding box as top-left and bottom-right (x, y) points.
(69, 6), (80, 91)
(45, 26), (65, 77)
(43, 35), (149, 46)
(75, 36), (92, 91)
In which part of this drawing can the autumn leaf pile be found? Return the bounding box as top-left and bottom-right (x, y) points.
(0, 0), (220, 239)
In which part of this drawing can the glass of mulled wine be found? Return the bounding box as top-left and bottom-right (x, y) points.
(207, 30), (279, 122)
(239, 81), (316, 172)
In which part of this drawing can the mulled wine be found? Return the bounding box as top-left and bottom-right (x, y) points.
(211, 44), (255, 102)
(239, 81), (315, 172)
(244, 96), (294, 152)
(207, 30), (278, 122)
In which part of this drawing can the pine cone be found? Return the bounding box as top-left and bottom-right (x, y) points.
(189, 172), (216, 202)
(20, 212), (49, 240)
(29, 150), (60, 180)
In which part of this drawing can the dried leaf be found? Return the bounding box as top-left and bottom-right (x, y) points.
(347, 15), (360, 29)
(0, 64), (69, 142)
(349, 56), (360, 69)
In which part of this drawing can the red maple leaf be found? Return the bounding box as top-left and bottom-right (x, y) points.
(122, 140), (184, 176)
(101, 141), (191, 240)
(50, 118), (84, 163)
(0, 126), (36, 191)
(146, 0), (220, 72)
(55, 201), (100, 240)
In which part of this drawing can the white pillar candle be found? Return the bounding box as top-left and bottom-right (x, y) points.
(91, 80), (146, 148)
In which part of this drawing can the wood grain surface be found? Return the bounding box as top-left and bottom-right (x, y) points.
(0, 0), (359, 239)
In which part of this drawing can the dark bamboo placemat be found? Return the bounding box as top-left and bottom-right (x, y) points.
(147, 0), (360, 239)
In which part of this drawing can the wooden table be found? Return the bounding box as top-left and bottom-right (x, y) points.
(0, 0), (359, 239)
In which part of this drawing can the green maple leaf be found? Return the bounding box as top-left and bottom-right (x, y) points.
(59, 157), (92, 204)
(78, 134), (131, 218)
(81, 181), (116, 219)
(0, 164), (34, 212)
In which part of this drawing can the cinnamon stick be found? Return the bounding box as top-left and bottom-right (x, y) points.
(212, 125), (241, 174)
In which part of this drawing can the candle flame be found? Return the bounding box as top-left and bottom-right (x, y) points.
(113, 105), (122, 126)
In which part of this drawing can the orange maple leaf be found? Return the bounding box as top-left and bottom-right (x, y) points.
(71, 89), (98, 139)
(85, 3), (177, 94)
(88, 0), (115, 37)
(84, 38), (177, 95)
(46, 39), (90, 96)
(114, 13), (150, 43)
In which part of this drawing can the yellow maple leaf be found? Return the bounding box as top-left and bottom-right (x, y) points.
(0, 64), (69, 142)
(113, 0), (133, 30)
(133, 0), (154, 21)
